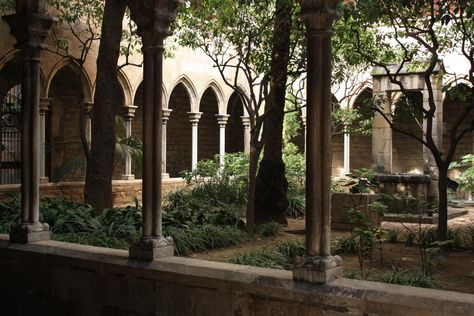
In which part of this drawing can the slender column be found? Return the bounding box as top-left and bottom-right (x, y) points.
(4, 1), (55, 243)
(162, 109), (172, 178)
(372, 77), (393, 173)
(343, 126), (350, 175)
(188, 112), (202, 170)
(84, 102), (94, 148)
(301, 115), (307, 153)
(39, 98), (50, 183)
(294, 0), (342, 283)
(129, 0), (182, 260)
(216, 114), (230, 166)
(423, 76), (443, 204)
(241, 116), (251, 154)
(121, 105), (138, 180)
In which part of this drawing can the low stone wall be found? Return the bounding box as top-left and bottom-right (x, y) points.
(0, 237), (473, 316)
(377, 174), (430, 213)
(332, 193), (381, 230)
(0, 178), (188, 207)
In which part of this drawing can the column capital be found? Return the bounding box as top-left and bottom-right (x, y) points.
(188, 112), (202, 124)
(123, 104), (138, 119)
(241, 116), (251, 126)
(39, 97), (51, 114)
(162, 108), (173, 123)
(84, 101), (94, 116)
(216, 114), (230, 126)
(301, 115), (307, 126)
(298, 0), (340, 31)
(129, 0), (183, 41)
(3, 12), (55, 52)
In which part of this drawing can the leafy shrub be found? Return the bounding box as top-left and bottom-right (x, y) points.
(275, 240), (305, 259)
(375, 267), (439, 289)
(165, 224), (247, 256)
(286, 189), (305, 218)
(332, 235), (358, 255)
(255, 221), (280, 237)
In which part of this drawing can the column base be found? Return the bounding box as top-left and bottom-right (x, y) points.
(40, 177), (49, 184)
(162, 173), (170, 179)
(9, 222), (50, 243)
(293, 255), (343, 284)
(121, 174), (136, 181)
(129, 236), (174, 261)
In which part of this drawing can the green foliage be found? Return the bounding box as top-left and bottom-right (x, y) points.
(0, 0), (14, 14)
(343, 168), (378, 194)
(450, 154), (474, 194)
(228, 240), (305, 270)
(332, 235), (358, 255)
(375, 267), (439, 289)
(164, 224), (247, 256)
(255, 221), (280, 237)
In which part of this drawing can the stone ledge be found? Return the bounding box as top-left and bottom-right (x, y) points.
(0, 235), (473, 316)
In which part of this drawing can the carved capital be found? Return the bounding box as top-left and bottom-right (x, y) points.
(162, 108), (173, 123)
(216, 114), (230, 126)
(3, 13), (55, 51)
(84, 102), (94, 116)
(241, 116), (251, 127)
(129, 0), (183, 42)
(188, 112), (202, 125)
(298, 0), (340, 32)
(39, 97), (51, 114)
(123, 105), (138, 119)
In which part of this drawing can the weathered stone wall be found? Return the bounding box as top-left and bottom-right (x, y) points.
(0, 178), (188, 207)
(392, 118), (424, 174)
(378, 174), (430, 213)
(332, 134), (344, 176)
(0, 238), (473, 316)
(331, 193), (381, 230)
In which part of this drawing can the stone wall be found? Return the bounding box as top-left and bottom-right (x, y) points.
(332, 193), (381, 230)
(0, 178), (188, 207)
(378, 174), (430, 213)
(0, 237), (473, 316)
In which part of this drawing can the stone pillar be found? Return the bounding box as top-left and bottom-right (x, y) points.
(301, 115), (307, 154)
(188, 112), (202, 170)
(129, 0), (182, 260)
(121, 105), (138, 181)
(423, 76), (443, 205)
(216, 114), (230, 166)
(162, 109), (172, 178)
(241, 116), (251, 154)
(343, 126), (350, 175)
(39, 98), (50, 183)
(293, 0), (343, 283)
(84, 102), (94, 148)
(372, 78), (393, 173)
(3, 1), (54, 243)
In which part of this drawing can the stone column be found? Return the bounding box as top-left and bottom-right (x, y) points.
(129, 0), (182, 260)
(121, 105), (138, 180)
(293, 0), (343, 283)
(188, 112), (202, 170)
(241, 116), (251, 154)
(84, 102), (94, 148)
(216, 114), (230, 166)
(343, 126), (350, 175)
(301, 115), (307, 153)
(39, 98), (50, 183)
(372, 77), (393, 173)
(162, 109), (172, 178)
(3, 1), (55, 243)
(423, 76), (443, 204)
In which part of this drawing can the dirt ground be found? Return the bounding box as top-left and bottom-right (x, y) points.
(192, 210), (474, 295)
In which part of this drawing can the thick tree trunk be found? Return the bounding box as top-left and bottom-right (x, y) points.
(254, 0), (292, 225)
(84, 0), (127, 210)
(437, 165), (448, 241)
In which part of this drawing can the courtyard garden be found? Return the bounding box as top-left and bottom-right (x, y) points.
(1, 152), (473, 294)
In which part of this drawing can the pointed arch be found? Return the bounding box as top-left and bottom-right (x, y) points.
(117, 70), (133, 106)
(200, 80), (225, 114)
(45, 59), (93, 102)
(170, 75), (198, 112)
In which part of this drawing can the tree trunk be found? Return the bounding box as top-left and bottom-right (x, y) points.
(254, 0), (292, 225)
(84, 0), (127, 210)
(246, 138), (261, 233)
(437, 165), (448, 241)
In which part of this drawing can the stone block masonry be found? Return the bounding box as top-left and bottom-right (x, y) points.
(0, 237), (473, 316)
(0, 178), (188, 207)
